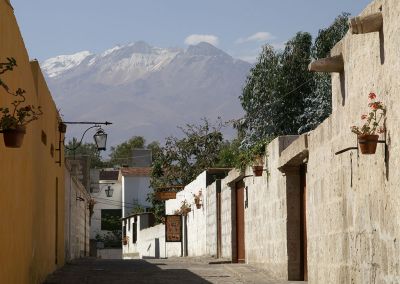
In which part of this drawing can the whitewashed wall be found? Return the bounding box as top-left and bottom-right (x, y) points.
(206, 182), (217, 257)
(165, 171), (208, 257)
(122, 214), (181, 259)
(90, 181), (122, 239)
(121, 176), (151, 217)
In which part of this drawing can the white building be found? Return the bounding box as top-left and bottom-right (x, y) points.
(119, 167), (152, 218)
(90, 170), (122, 242)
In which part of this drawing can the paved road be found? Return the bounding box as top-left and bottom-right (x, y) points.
(44, 257), (306, 284)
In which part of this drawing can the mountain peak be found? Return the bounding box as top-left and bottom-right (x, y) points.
(128, 41), (153, 54)
(186, 42), (228, 57)
(42, 50), (93, 78)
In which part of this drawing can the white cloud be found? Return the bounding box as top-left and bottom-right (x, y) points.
(184, 34), (219, 46)
(236, 32), (275, 44)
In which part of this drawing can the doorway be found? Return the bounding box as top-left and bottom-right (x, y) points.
(300, 165), (307, 281)
(235, 180), (245, 263)
(286, 164), (308, 281)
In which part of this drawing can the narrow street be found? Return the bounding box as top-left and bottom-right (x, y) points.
(44, 257), (306, 284)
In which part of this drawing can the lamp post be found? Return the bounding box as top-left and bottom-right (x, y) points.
(61, 121), (112, 155)
(105, 185), (114, 197)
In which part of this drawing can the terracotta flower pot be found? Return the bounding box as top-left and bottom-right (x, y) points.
(358, 134), (379, 154)
(3, 126), (26, 148)
(252, 165), (263, 177)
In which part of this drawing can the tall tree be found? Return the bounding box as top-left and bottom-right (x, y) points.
(149, 119), (227, 222)
(65, 138), (105, 168)
(240, 32), (313, 148)
(108, 136), (146, 166)
(240, 13), (350, 147)
(299, 12), (350, 133)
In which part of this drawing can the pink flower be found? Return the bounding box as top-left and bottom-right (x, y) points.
(361, 114), (367, 120)
(368, 92), (376, 100)
(377, 127), (386, 134)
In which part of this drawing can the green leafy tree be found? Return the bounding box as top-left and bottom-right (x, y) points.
(149, 119), (227, 222)
(108, 136), (145, 166)
(300, 12), (350, 132)
(65, 138), (105, 168)
(240, 32), (312, 148)
(240, 13), (350, 148)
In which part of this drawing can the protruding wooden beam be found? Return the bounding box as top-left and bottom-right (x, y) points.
(308, 55), (344, 73)
(349, 12), (383, 34)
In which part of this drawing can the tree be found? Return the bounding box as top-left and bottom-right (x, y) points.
(108, 136), (145, 166)
(240, 32), (313, 148)
(65, 138), (105, 168)
(149, 119), (227, 222)
(240, 13), (350, 147)
(299, 12), (350, 133)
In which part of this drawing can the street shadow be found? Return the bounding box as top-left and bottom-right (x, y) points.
(43, 258), (213, 284)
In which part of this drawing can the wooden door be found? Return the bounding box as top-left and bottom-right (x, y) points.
(216, 182), (222, 258)
(300, 165), (308, 281)
(236, 181), (245, 263)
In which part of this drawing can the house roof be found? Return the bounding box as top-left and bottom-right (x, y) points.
(120, 167), (152, 177)
(99, 170), (119, 181)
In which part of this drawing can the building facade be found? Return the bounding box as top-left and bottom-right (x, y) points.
(0, 1), (66, 282)
(64, 161), (91, 261)
(137, 1), (400, 283)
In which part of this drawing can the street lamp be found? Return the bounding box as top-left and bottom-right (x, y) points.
(62, 121), (112, 152)
(105, 185), (114, 197)
(93, 128), (107, 151)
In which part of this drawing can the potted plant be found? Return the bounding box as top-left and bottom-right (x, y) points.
(122, 235), (129, 245)
(351, 92), (386, 154)
(0, 58), (42, 147)
(252, 156), (264, 177)
(180, 200), (191, 215)
(193, 190), (202, 209)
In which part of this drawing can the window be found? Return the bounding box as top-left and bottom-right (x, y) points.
(101, 209), (122, 231)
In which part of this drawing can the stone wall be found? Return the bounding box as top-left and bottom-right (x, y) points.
(206, 182), (217, 257)
(220, 170), (237, 259)
(65, 162), (91, 261)
(301, 0), (400, 282)
(243, 137), (296, 279)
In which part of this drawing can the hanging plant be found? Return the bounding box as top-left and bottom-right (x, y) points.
(0, 58), (43, 148)
(351, 92), (386, 154)
(193, 190), (202, 209)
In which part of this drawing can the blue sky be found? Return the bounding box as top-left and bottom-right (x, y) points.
(13, 0), (372, 62)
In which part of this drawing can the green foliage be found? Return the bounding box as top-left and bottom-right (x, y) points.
(236, 137), (271, 171)
(300, 12), (350, 133)
(312, 13), (350, 59)
(65, 138), (106, 168)
(129, 204), (146, 215)
(149, 119), (227, 222)
(240, 13), (350, 148)
(0, 58), (43, 131)
(95, 231), (122, 248)
(108, 136), (146, 166)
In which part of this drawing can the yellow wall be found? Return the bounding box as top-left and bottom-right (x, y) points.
(0, 1), (65, 283)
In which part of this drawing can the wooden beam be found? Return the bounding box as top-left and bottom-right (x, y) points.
(156, 185), (184, 190)
(308, 55), (344, 73)
(349, 12), (383, 34)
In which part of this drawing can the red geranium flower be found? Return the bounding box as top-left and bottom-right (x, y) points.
(368, 92), (376, 100)
(361, 114), (367, 120)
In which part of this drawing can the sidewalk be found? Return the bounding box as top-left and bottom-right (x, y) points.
(223, 263), (307, 284)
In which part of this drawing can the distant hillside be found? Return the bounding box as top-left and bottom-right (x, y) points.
(42, 41), (251, 147)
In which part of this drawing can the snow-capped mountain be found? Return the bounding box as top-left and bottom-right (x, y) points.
(42, 41), (251, 147)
